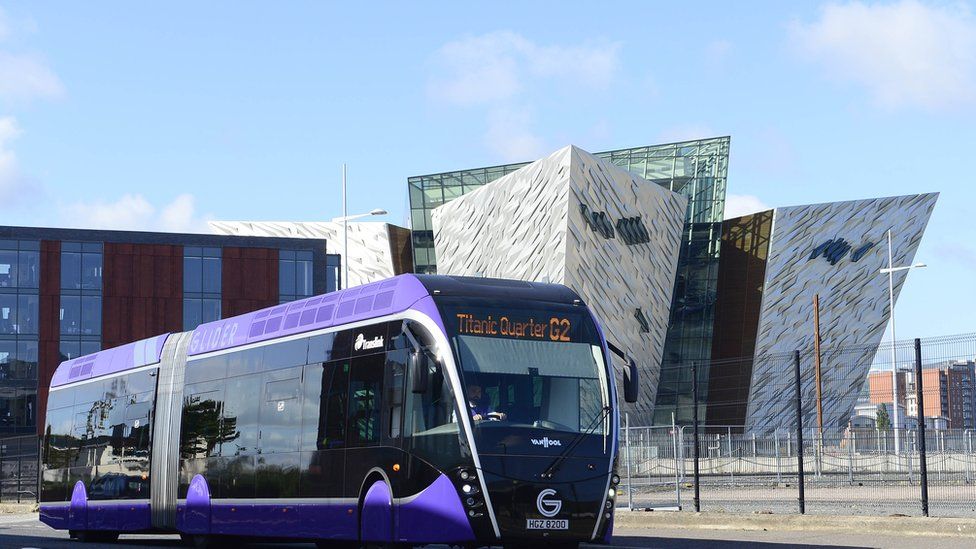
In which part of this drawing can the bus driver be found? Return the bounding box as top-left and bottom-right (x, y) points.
(466, 383), (506, 422)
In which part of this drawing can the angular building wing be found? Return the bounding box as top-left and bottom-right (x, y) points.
(706, 193), (939, 434)
(432, 145), (688, 420)
(208, 221), (414, 289)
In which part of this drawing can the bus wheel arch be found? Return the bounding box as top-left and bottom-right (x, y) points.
(358, 469), (394, 545)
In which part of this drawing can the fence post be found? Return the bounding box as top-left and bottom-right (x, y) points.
(692, 361), (701, 512)
(914, 338), (929, 517)
(848, 429), (854, 485)
(775, 430), (782, 484)
(966, 431), (972, 484)
(793, 350), (806, 514)
(671, 413), (681, 510)
(727, 427), (734, 483)
(625, 413), (633, 511)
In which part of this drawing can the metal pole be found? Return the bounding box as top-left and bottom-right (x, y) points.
(671, 413), (681, 510)
(342, 164), (348, 290)
(625, 413), (633, 511)
(813, 294), (824, 445)
(692, 361), (700, 512)
(888, 230), (901, 455)
(775, 430), (782, 484)
(915, 338), (929, 516)
(966, 431), (972, 484)
(727, 426), (733, 483)
(794, 350), (806, 514)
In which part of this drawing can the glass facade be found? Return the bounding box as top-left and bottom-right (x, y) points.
(0, 240), (39, 434)
(279, 250), (314, 304)
(406, 137), (730, 425)
(183, 247), (222, 330)
(59, 242), (103, 363)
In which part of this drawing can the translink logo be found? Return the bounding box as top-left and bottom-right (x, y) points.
(531, 437), (562, 448)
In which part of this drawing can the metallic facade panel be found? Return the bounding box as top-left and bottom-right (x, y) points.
(432, 146), (687, 423)
(744, 193), (939, 434)
(208, 221), (405, 288)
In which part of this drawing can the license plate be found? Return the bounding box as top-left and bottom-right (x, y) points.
(526, 518), (568, 530)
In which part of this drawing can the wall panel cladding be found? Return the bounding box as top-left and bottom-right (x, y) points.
(744, 193), (939, 435)
(37, 240), (61, 435)
(222, 247), (279, 318)
(102, 243), (183, 349)
(432, 145), (687, 424)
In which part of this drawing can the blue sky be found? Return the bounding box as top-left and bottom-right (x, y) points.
(0, 1), (973, 339)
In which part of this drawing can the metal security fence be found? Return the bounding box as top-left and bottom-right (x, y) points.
(0, 434), (38, 503)
(619, 332), (976, 518)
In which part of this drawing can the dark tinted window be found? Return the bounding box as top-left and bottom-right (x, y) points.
(259, 367), (302, 454)
(184, 355), (227, 385)
(321, 361), (348, 449)
(223, 374), (261, 456)
(300, 363), (324, 452)
(180, 381), (225, 460)
(348, 355), (383, 446)
(264, 339), (308, 371)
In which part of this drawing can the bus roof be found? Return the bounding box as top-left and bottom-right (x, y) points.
(48, 274), (584, 389)
(50, 333), (170, 388)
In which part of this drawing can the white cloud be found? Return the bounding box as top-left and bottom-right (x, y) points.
(429, 31), (621, 106)
(59, 193), (213, 233)
(724, 194), (771, 219)
(429, 31), (621, 160)
(484, 107), (546, 162)
(0, 51), (63, 102)
(791, 0), (976, 109)
(0, 116), (41, 204)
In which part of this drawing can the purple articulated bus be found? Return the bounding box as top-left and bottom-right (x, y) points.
(39, 274), (638, 548)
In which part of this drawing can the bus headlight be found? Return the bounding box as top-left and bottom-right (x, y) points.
(608, 487), (616, 498)
(461, 484), (473, 494)
(611, 474), (620, 485)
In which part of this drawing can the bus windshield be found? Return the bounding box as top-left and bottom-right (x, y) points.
(440, 301), (611, 443)
(454, 335), (609, 435)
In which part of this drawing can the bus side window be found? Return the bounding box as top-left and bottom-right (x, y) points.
(347, 355), (383, 447)
(300, 363), (324, 452)
(320, 360), (348, 450)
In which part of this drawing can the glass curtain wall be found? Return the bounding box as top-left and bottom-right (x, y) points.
(183, 247), (222, 330)
(406, 137), (730, 425)
(59, 242), (102, 362)
(0, 239), (40, 435)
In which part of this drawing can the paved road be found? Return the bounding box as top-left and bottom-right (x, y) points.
(1, 515), (972, 549)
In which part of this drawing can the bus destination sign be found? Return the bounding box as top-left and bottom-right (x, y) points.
(455, 312), (574, 342)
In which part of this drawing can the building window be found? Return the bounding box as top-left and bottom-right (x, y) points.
(0, 240), (40, 433)
(326, 254), (340, 293)
(279, 250), (314, 303)
(59, 242), (102, 362)
(184, 247), (222, 330)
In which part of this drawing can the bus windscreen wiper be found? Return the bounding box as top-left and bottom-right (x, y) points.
(540, 405), (611, 480)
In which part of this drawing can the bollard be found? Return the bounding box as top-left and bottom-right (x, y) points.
(966, 432), (972, 484)
(626, 413), (633, 511)
(848, 430), (854, 485)
(727, 426), (734, 483)
(692, 361), (701, 512)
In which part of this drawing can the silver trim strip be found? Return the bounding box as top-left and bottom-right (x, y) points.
(151, 331), (191, 529)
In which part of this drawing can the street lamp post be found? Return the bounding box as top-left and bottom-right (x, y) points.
(333, 164), (387, 290)
(879, 229), (926, 456)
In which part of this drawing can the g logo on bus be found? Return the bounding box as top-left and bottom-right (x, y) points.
(536, 488), (562, 518)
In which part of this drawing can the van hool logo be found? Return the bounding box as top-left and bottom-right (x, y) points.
(809, 238), (876, 265)
(579, 204), (651, 246)
(354, 333), (384, 351)
(536, 488), (562, 518)
(531, 436), (562, 448)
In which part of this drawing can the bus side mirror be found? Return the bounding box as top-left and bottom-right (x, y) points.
(623, 359), (639, 403)
(410, 351), (429, 394)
